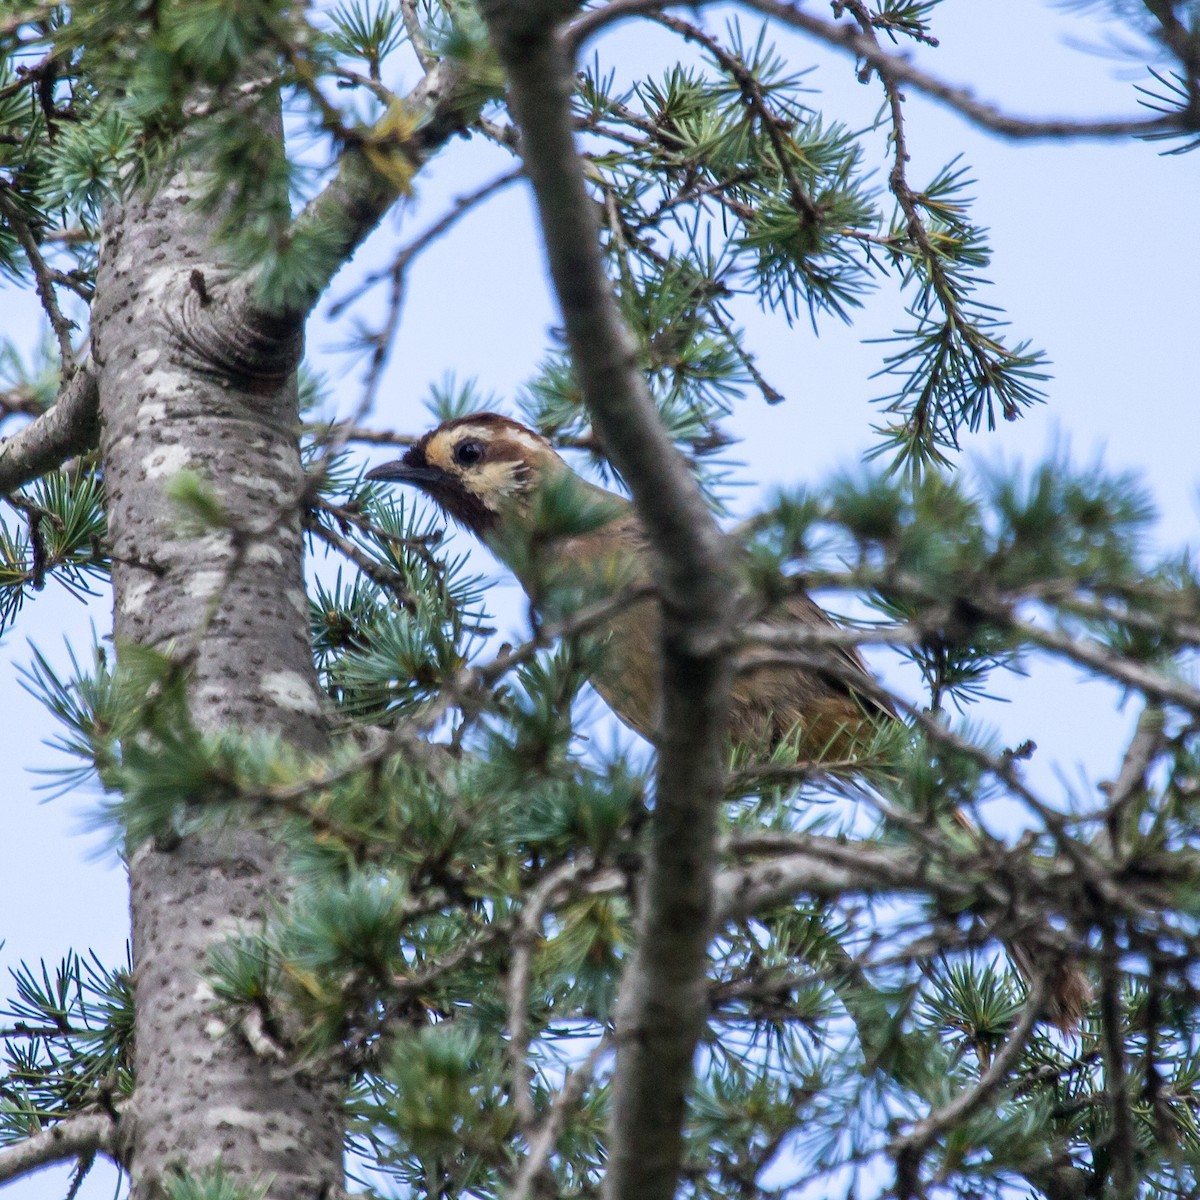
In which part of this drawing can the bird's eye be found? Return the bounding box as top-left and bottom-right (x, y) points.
(454, 439), (485, 468)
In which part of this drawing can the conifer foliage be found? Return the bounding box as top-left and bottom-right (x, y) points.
(2, 2), (1200, 1199)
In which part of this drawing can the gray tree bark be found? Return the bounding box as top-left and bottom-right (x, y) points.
(92, 163), (341, 1198)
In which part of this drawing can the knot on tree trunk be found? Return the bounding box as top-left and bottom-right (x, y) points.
(171, 270), (305, 395)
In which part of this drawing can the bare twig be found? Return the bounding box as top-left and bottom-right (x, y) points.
(1005, 611), (1200, 716)
(329, 167), (524, 426)
(741, 617), (920, 652)
(714, 840), (972, 919)
(303, 509), (417, 608)
(311, 493), (446, 578)
(705, 303), (785, 405)
(329, 166), (524, 318)
(1050, 587), (1200, 646)
(332, 65), (396, 105)
(305, 423), (418, 447)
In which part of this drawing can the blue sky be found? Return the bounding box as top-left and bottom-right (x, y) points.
(2, 2), (1198, 1196)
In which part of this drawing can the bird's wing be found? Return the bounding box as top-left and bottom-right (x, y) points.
(772, 589), (897, 721)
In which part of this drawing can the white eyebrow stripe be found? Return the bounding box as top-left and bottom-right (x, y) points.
(450, 424), (549, 454)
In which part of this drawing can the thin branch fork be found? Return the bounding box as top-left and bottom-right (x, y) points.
(323, 162), (521, 434)
(303, 509), (418, 608)
(1100, 703), (1166, 858)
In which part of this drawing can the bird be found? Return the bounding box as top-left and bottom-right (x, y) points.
(364, 411), (1091, 1028)
(363, 411), (893, 760)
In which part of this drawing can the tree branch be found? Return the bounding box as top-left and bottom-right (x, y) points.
(1101, 703), (1165, 857)
(399, 0), (438, 71)
(0, 363), (99, 495)
(714, 841), (970, 920)
(1004, 610), (1200, 716)
(507, 859), (596, 1134)
(328, 165), (523, 320)
(270, 59), (475, 322)
(303, 508), (417, 608)
(477, 9), (738, 1200)
(744, 0), (1199, 140)
(1143, 0), (1200, 117)
(891, 972), (1049, 1199)
(0, 186), (78, 374)
(0, 1113), (118, 1186)
(508, 1035), (613, 1200)
(567, 0), (1199, 141)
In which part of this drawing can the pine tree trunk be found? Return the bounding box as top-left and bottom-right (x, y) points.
(92, 159), (342, 1198)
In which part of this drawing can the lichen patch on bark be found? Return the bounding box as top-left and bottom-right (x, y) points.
(142, 444), (193, 480)
(260, 670), (322, 714)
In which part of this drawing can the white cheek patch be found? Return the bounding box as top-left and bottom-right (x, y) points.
(472, 461), (524, 499)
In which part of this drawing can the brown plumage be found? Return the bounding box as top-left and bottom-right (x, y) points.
(365, 412), (890, 758)
(365, 413), (1090, 1029)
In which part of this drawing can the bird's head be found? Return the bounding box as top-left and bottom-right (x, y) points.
(364, 413), (570, 539)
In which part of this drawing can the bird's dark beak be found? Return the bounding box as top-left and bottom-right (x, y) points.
(364, 458), (446, 487)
